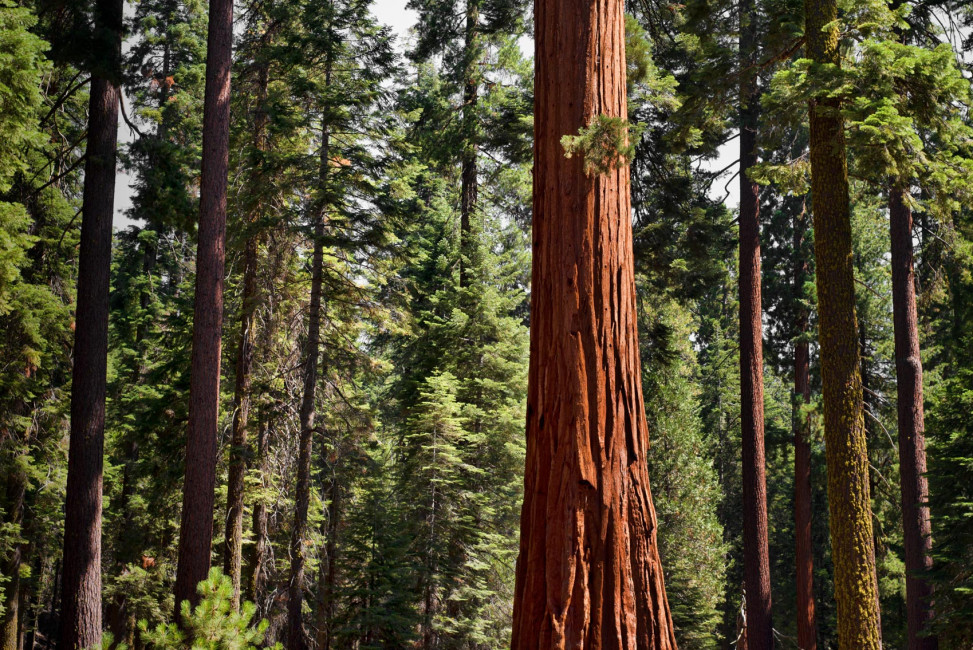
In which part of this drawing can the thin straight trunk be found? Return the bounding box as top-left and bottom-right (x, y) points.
(737, 0), (772, 645)
(511, 0), (677, 645)
(792, 207), (817, 650)
(2, 453), (26, 650)
(246, 414), (271, 605)
(314, 457), (341, 650)
(59, 0), (123, 645)
(224, 58), (271, 611)
(287, 95), (332, 650)
(804, 0), (882, 646)
(174, 0), (234, 613)
(459, 0), (479, 287)
(889, 186), (937, 650)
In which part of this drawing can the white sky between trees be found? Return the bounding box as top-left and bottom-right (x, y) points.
(112, 0), (738, 230)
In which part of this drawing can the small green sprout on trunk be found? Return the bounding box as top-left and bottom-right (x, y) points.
(561, 115), (645, 175)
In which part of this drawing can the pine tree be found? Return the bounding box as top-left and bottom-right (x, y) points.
(803, 0), (882, 644)
(60, 0), (124, 645)
(174, 0), (234, 614)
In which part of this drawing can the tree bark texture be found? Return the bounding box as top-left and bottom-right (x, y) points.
(737, 1), (772, 646)
(224, 56), (271, 611)
(792, 208), (817, 650)
(804, 0), (882, 646)
(511, 0), (677, 646)
(889, 186), (937, 650)
(60, 0), (123, 644)
(286, 116), (331, 650)
(174, 0), (233, 614)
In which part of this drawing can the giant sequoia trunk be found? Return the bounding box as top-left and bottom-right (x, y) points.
(804, 0), (882, 646)
(224, 57), (271, 611)
(737, 1), (772, 646)
(60, 1), (123, 645)
(889, 186), (937, 650)
(510, 0), (677, 646)
(174, 0), (234, 613)
(286, 112), (331, 650)
(792, 207), (817, 650)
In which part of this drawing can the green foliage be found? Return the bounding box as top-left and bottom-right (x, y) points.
(139, 568), (278, 649)
(561, 115), (644, 175)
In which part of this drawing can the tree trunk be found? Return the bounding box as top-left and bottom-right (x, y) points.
(804, 0), (882, 646)
(314, 452), (341, 650)
(458, 0), (479, 287)
(246, 414), (271, 606)
(737, 1), (772, 646)
(511, 0), (677, 645)
(174, 0), (234, 614)
(792, 206), (817, 650)
(2, 452), (26, 650)
(224, 57), (271, 611)
(286, 111), (331, 650)
(59, 0), (123, 645)
(889, 186), (937, 650)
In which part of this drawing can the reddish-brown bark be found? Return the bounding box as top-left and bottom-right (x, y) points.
(60, 1), (123, 645)
(889, 186), (937, 650)
(174, 0), (233, 614)
(792, 209), (817, 650)
(737, 1), (772, 645)
(510, 0), (676, 646)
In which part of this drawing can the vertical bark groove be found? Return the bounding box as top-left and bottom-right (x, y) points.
(511, 0), (676, 646)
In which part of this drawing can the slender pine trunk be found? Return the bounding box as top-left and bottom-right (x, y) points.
(804, 0), (882, 645)
(459, 0), (480, 288)
(174, 0), (234, 614)
(737, 1), (772, 645)
(59, 1), (123, 644)
(224, 57), (271, 611)
(889, 186), (937, 650)
(792, 204), (817, 650)
(286, 88), (332, 650)
(246, 413), (271, 606)
(511, 0), (677, 645)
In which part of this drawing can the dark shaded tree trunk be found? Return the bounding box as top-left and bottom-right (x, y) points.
(59, 1), (123, 645)
(174, 0), (234, 614)
(224, 58), (271, 611)
(889, 186), (937, 650)
(246, 413), (271, 605)
(510, 0), (677, 645)
(2, 451), (26, 650)
(314, 450), (341, 650)
(458, 0), (479, 287)
(804, 0), (882, 646)
(286, 110), (331, 650)
(737, 1), (772, 645)
(792, 207), (817, 650)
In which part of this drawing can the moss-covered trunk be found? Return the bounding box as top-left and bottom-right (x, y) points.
(804, 0), (882, 645)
